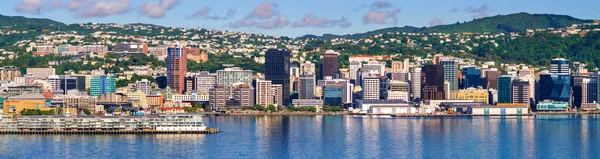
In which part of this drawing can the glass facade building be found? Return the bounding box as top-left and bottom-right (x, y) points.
(462, 67), (482, 89)
(537, 74), (570, 102)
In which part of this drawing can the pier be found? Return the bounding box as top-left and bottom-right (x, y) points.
(390, 114), (534, 117)
(0, 128), (221, 135)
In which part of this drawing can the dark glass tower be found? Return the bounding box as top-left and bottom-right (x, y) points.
(462, 67), (482, 89)
(265, 48), (291, 105)
(322, 50), (339, 78)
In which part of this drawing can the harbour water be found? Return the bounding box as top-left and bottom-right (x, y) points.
(1, 115), (599, 158)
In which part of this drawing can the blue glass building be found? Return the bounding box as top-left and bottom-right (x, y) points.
(497, 75), (513, 103)
(537, 74), (570, 102)
(323, 85), (343, 106)
(462, 67), (482, 89)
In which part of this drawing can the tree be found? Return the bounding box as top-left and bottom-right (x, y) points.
(254, 104), (264, 111)
(268, 104), (276, 112)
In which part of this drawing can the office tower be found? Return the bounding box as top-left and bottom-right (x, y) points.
(550, 58), (570, 74)
(256, 79), (273, 106)
(290, 67), (301, 78)
(48, 75), (61, 92)
(298, 74), (316, 99)
(349, 61), (362, 82)
(363, 61), (385, 74)
(572, 75), (597, 108)
(271, 84), (283, 106)
(27, 67), (55, 79)
(403, 58), (410, 72)
(323, 85), (343, 106)
(390, 80), (410, 92)
(422, 64), (445, 101)
(538, 74), (570, 103)
(184, 75), (196, 94)
(196, 71), (216, 95)
(361, 72), (381, 100)
(166, 46), (188, 94)
(265, 49), (291, 105)
(231, 84), (255, 109)
(317, 77), (353, 104)
(484, 70), (502, 89)
(462, 67), (483, 89)
(73, 75), (87, 92)
(301, 61), (316, 75)
(216, 67), (252, 87)
(512, 79), (530, 106)
(136, 79), (151, 95)
(322, 50), (339, 78)
(90, 75), (116, 96)
(60, 76), (77, 94)
(391, 71), (410, 82)
(391, 61), (403, 72)
(411, 67), (422, 100)
(0, 66), (21, 81)
(441, 60), (458, 91)
(498, 75), (513, 103)
(379, 76), (389, 100)
(209, 85), (228, 110)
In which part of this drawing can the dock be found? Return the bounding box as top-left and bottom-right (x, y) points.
(0, 128), (221, 135)
(391, 114), (534, 117)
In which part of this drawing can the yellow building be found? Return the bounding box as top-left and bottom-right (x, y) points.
(3, 93), (52, 116)
(455, 88), (489, 104)
(127, 90), (148, 109)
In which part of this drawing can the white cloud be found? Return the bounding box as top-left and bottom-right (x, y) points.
(292, 14), (352, 28)
(77, 0), (131, 18)
(139, 0), (180, 19)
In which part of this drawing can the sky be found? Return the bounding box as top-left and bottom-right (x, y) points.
(3, 0), (600, 37)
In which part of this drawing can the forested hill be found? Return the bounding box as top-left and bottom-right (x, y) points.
(297, 12), (593, 40)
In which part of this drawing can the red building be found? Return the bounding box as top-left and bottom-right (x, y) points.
(167, 46), (188, 94)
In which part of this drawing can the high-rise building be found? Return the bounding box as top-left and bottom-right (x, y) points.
(550, 58), (570, 74)
(349, 61), (362, 82)
(322, 50), (339, 78)
(390, 80), (410, 92)
(317, 77), (353, 104)
(196, 71), (216, 95)
(361, 72), (382, 100)
(572, 75), (597, 108)
(391, 61), (403, 72)
(411, 67), (422, 100)
(323, 85), (343, 106)
(183, 75), (196, 94)
(271, 84), (283, 106)
(441, 60), (458, 91)
(363, 61), (385, 74)
(462, 67), (483, 89)
(90, 75), (116, 96)
(166, 46), (188, 94)
(422, 64), (445, 101)
(298, 74), (316, 99)
(209, 85), (228, 110)
(48, 75), (61, 92)
(216, 67), (252, 87)
(537, 74), (570, 103)
(301, 62), (316, 75)
(230, 84), (255, 109)
(60, 76), (77, 94)
(256, 79), (273, 106)
(484, 70), (502, 89)
(498, 75), (513, 103)
(512, 79), (530, 106)
(391, 71), (410, 82)
(403, 58), (410, 72)
(0, 66), (21, 81)
(136, 79), (151, 95)
(265, 49), (290, 105)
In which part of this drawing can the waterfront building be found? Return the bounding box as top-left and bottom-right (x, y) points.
(536, 101), (569, 111)
(0, 66), (21, 81)
(323, 85), (343, 106)
(230, 84), (255, 109)
(209, 85), (228, 110)
(470, 104), (529, 115)
(441, 60), (458, 91)
(216, 67), (253, 88)
(256, 79), (273, 106)
(90, 75), (116, 97)
(65, 96), (97, 112)
(166, 46), (188, 94)
(136, 79), (152, 95)
(497, 75), (513, 103)
(387, 91), (409, 101)
(550, 58), (570, 74)
(462, 67), (483, 89)
(317, 77), (353, 104)
(196, 71), (216, 95)
(26, 67), (55, 79)
(265, 49), (290, 105)
(361, 72), (381, 100)
(322, 50), (339, 78)
(356, 100), (416, 114)
(298, 74), (316, 99)
(3, 93), (52, 116)
(291, 99), (323, 107)
(127, 90), (148, 109)
(572, 75), (598, 108)
(271, 84), (283, 106)
(146, 95), (164, 107)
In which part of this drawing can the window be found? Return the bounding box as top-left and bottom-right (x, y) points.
(10, 106), (16, 113)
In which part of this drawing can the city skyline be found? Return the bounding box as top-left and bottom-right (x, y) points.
(3, 0), (599, 37)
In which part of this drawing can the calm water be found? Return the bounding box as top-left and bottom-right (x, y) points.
(1, 115), (599, 159)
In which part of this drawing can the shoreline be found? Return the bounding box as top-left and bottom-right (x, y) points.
(206, 111), (600, 117)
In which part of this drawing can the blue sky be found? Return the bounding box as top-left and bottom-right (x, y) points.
(4, 0), (600, 37)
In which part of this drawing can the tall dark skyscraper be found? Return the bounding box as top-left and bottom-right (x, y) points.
(322, 50), (339, 78)
(167, 46), (188, 94)
(421, 64), (445, 101)
(462, 67), (483, 89)
(265, 48), (291, 105)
